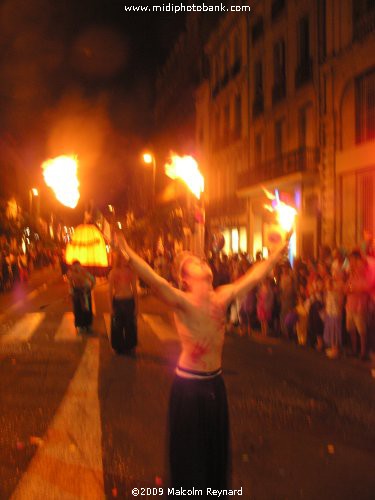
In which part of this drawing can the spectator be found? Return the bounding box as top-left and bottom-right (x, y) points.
(279, 263), (296, 338)
(345, 250), (371, 360)
(323, 276), (344, 359)
(257, 277), (274, 336)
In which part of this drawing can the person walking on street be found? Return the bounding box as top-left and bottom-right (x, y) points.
(115, 231), (289, 494)
(108, 251), (138, 355)
(67, 260), (96, 333)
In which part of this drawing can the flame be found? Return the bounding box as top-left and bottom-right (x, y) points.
(42, 155), (80, 208)
(165, 153), (204, 199)
(263, 188), (297, 232)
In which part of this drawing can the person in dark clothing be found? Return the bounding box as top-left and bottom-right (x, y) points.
(67, 261), (96, 332)
(108, 251), (138, 354)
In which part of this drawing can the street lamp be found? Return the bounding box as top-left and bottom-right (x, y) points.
(142, 152), (156, 207)
(29, 188), (40, 220)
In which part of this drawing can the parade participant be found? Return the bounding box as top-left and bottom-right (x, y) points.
(67, 260), (96, 333)
(115, 232), (289, 493)
(108, 250), (138, 355)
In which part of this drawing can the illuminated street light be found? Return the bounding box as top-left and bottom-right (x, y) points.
(29, 188), (40, 221)
(142, 151), (156, 207)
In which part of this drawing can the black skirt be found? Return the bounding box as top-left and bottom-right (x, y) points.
(72, 288), (93, 328)
(111, 297), (137, 352)
(168, 373), (229, 493)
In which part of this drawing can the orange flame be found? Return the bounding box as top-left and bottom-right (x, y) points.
(165, 153), (204, 199)
(263, 188), (297, 232)
(42, 155), (80, 208)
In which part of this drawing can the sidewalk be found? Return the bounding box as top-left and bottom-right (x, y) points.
(0, 266), (63, 319)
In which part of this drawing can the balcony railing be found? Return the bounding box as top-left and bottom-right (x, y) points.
(238, 147), (320, 188)
(295, 58), (313, 88)
(353, 9), (375, 41)
(206, 195), (246, 218)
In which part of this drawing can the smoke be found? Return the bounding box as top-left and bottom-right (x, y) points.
(0, 0), (155, 212)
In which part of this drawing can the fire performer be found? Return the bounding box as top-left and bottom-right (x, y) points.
(115, 231), (290, 492)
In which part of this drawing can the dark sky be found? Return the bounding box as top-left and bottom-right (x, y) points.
(0, 0), (187, 214)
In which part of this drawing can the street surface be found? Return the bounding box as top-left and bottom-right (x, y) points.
(0, 269), (374, 499)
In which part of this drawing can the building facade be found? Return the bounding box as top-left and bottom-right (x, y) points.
(196, 12), (249, 255)
(320, 0), (375, 250)
(196, 0), (375, 258)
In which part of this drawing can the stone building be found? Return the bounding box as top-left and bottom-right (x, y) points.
(197, 0), (375, 258)
(196, 1), (322, 258)
(320, 0), (375, 250)
(196, 12), (249, 254)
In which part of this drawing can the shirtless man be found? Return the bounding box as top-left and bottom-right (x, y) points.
(115, 233), (288, 492)
(108, 251), (138, 354)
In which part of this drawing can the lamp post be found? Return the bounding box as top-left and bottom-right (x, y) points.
(142, 152), (156, 208)
(29, 188), (39, 221)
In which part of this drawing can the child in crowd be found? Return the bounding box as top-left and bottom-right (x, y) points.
(295, 286), (308, 346)
(256, 278), (274, 336)
(307, 277), (325, 350)
(323, 275), (344, 359)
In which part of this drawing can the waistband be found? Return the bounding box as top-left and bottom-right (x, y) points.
(175, 365), (222, 380)
(113, 296), (135, 302)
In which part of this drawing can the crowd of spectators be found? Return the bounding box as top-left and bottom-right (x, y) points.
(209, 242), (375, 362)
(145, 239), (375, 363)
(0, 241), (58, 291)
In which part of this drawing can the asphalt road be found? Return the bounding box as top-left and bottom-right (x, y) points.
(0, 269), (374, 499)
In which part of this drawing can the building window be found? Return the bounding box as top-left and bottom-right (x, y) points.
(274, 120), (284, 158)
(215, 109), (220, 144)
(252, 17), (264, 44)
(253, 61), (264, 117)
(353, 0), (375, 41)
(271, 0), (286, 22)
(211, 57), (220, 97)
(318, 0), (327, 62)
(299, 107), (307, 148)
(239, 227), (247, 252)
(231, 34), (241, 77)
(234, 94), (242, 138)
(224, 102), (230, 138)
(298, 16), (310, 63)
(272, 39), (286, 104)
(355, 69), (375, 144)
(362, 173), (374, 235)
(295, 16), (312, 88)
(222, 46), (230, 86)
(255, 132), (264, 166)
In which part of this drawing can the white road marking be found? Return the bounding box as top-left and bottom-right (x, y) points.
(54, 313), (83, 342)
(1, 313), (45, 345)
(11, 338), (104, 499)
(141, 313), (177, 341)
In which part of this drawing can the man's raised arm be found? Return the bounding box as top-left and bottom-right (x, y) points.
(115, 233), (187, 309)
(217, 242), (288, 308)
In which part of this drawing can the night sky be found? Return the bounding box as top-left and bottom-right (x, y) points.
(0, 0), (187, 215)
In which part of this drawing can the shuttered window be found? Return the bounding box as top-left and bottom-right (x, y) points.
(356, 68), (375, 143)
(361, 173), (374, 235)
